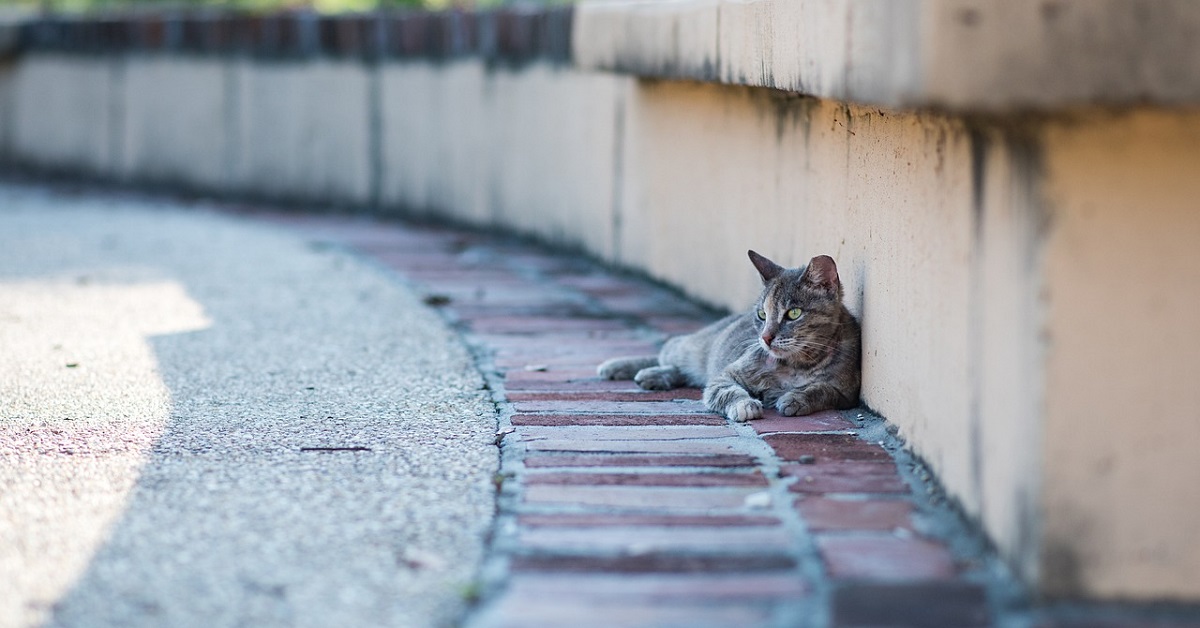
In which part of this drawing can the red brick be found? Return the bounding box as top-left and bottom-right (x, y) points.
(512, 399), (710, 414)
(494, 344), (659, 361)
(522, 438), (738, 455)
(786, 462), (909, 495)
(479, 329), (644, 342)
(502, 367), (608, 383)
(471, 316), (629, 334)
(292, 222), (457, 250)
(493, 353), (655, 367)
(495, 354), (629, 369)
(370, 250), (479, 270)
(504, 572), (808, 601)
(517, 425), (736, 441)
(797, 498), (915, 531)
(510, 553), (796, 574)
(495, 251), (588, 274)
(522, 485), (761, 509)
(518, 513), (781, 527)
(763, 433), (892, 463)
(453, 305), (595, 322)
(595, 294), (708, 319)
(644, 316), (713, 335)
(511, 413), (726, 427)
(523, 453), (758, 468)
(525, 471), (768, 487)
(518, 525), (792, 553)
(818, 534), (958, 580)
(553, 273), (650, 295)
(405, 269), (521, 284)
(501, 379), (644, 393)
(475, 595), (774, 627)
(507, 389), (704, 402)
(831, 581), (989, 628)
(751, 409), (857, 433)
(434, 286), (577, 306)
(485, 336), (651, 351)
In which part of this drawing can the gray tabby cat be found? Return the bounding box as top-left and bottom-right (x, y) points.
(598, 251), (860, 421)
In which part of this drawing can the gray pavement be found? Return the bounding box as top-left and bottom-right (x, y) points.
(0, 184), (498, 628)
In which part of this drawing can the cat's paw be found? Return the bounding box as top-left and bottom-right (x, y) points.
(776, 392), (813, 417)
(598, 357), (641, 380)
(727, 398), (763, 422)
(634, 366), (678, 391)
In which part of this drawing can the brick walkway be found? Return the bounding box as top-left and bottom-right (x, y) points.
(267, 213), (1007, 628)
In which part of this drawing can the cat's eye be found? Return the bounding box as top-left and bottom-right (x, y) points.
(756, 308), (767, 321)
(786, 307), (803, 320)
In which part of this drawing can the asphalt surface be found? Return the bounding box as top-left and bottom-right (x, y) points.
(0, 184), (498, 628)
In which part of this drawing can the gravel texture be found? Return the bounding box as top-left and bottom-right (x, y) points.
(0, 185), (498, 628)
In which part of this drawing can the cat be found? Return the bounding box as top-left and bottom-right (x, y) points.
(597, 251), (860, 421)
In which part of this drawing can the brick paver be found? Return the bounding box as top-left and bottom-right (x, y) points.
(246, 210), (1197, 628)
(259, 213), (992, 627)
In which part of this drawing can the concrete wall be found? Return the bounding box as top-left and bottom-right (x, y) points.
(120, 57), (231, 189)
(575, 0), (1200, 111)
(234, 60), (373, 205)
(378, 61), (625, 257)
(9, 54), (120, 176)
(3, 29), (1200, 602)
(1039, 111), (1200, 599)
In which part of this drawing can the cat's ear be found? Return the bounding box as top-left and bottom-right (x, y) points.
(748, 250), (785, 283)
(801, 255), (841, 294)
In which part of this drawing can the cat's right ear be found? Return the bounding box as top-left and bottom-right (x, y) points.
(748, 250), (785, 283)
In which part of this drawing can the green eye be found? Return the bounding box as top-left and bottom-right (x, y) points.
(756, 309), (767, 321)
(786, 307), (803, 320)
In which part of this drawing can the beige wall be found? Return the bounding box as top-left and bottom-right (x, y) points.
(120, 57), (231, 189)
(9, 54), (121, 176)
(379, 61), (490, 224)
(1040, 110), (1200, 600)
(378, 61), (626, 258)
(232, 60), (373, 205)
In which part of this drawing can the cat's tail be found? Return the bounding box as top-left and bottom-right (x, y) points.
(597, 356), (659, 380)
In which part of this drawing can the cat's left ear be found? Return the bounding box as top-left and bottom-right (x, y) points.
(748, 250), (785, 283)
(801, 255), (841, 295)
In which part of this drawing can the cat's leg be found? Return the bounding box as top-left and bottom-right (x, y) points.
(598, 355), (659, 380)
(704, 373), (762, 422)
(776, 383), (854, 416)
(633, 365), (687, 391)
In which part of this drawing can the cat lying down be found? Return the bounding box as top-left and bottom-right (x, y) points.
(598, 251), (861, 421)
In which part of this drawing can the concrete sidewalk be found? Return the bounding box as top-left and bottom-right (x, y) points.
(0, 184), (497, 628)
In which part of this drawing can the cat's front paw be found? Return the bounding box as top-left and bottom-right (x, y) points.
(634, 366), (678, 391)
(727, 398), (763, 422)
(776, 392), (813, 417)
(598, 357), (641, 380)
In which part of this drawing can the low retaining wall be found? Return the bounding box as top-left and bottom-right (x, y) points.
(2, 6), (1199, 603)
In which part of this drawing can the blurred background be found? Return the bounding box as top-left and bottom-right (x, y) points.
(1, 0), (537, 16)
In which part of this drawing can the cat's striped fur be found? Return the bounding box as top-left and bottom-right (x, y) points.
(598, 251), (860, 421)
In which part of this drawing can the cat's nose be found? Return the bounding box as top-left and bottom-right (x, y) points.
(761, 332), (774, 346)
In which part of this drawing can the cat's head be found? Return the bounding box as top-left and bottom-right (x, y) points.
(748, 250), (846, 364)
